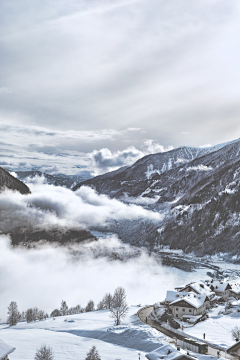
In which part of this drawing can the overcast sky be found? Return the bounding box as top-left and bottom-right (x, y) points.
(1, 0), (240, 174)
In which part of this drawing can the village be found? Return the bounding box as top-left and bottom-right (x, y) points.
(141, 278), (240, 360)
(1, 277), (240, 360)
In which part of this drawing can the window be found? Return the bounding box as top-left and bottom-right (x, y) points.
(189, 309), (192, 312)
(182, 308), (185, 312)
(176, 308), (178, 311)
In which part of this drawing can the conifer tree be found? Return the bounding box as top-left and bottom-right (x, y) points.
(7, 301), (20, 326)
(85, 346), (101, 360)
(34, 344), (54, 360)
(60, 300), (68, 316)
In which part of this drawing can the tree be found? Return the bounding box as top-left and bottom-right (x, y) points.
(34, 344), (54, 360)
(7, 301), (21, 326)
(60, 300), (68, 316)
(85, 300), (95, 312)
(50, 309), (61, 317)
(26, 308), (34, 323)
(85, 346), (101, 360)
(109, 287), (129, 325)
(102, 293), (113, 309)
(97, 300), (105, 311)
(232, 326), (240, 342)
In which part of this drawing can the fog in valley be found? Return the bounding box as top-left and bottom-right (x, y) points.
(0, 177), (209, 321)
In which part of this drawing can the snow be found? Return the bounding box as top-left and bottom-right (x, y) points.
(165, 291), (190, 302)
(146, 344), (185, 360)
(184, 304), (240, 348)
(180, 282), (215, 299)
(0, 338), (15, 358)
(170, 293), (206, 309)
(0, 307), (168, 360)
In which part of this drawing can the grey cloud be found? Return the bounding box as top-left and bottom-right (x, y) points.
(0, 0), (240, 150)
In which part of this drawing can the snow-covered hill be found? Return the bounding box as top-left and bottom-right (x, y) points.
(0, 307), (168, 360)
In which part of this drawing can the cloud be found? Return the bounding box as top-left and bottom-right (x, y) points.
(90, 140), (173, 174)
(0, 180), (163, 234)
(0, 87), (12, 95)
(0, 233), (208, 321)
(1, 0), (240, 153)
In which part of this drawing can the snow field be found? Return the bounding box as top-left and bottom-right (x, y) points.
(184, 304), (240, 348)
(0, 306), (168, 360)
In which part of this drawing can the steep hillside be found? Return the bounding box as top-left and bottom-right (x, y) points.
(0, 167), (30, 194)
(73, 139), (240, 257)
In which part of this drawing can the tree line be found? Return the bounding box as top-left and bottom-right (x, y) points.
(6, 286), (128, 326)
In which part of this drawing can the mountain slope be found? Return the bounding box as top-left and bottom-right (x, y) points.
(0, 167), (30, 194)
(73, 139), (240, 257)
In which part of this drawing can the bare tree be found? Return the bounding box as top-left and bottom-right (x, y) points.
(26, 308), (34, 323)
(85, 346), (101, 360)
(85, 300), (95, 312)
(34, 344), (54, 360)
(7, 301), (21, 326)
(97, 300), (105, 310)
(232, 326), (240, 342)
(109, 287), (129, 325)
(103, 293), (113, 309)
(60, 300), (68, 316)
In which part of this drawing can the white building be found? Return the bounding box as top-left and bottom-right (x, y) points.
(169, 293), (209, 319)
(175, 281), (215, 300)
(209, 281), (232, 300)
(0, 339), (15, 360)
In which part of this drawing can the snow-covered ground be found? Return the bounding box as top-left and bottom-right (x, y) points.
(0, 306), (170, 360)
(184, 303), (240, 349)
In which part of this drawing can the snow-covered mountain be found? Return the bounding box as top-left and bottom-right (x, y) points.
(73, 138), (240, 256)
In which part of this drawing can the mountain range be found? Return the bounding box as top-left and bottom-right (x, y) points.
(73, 138), (240, 257)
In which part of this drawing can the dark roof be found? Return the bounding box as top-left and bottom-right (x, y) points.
(227, 341), (240, 353)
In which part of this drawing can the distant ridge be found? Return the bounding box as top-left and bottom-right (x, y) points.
(0, 167), (30, 194)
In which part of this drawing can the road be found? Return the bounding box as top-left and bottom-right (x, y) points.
(137, 306), (227, 358)
(137, 306), (185, 340)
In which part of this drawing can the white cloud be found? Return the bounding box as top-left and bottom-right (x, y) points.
(90, 140), (173, 175)
(0, 233), (206, 321)
(0, 180), (163, 234)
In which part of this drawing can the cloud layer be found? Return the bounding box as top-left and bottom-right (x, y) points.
(1, 0), (240, 161)
(0, 234), (209, 321)
(0, 179), (163, 234)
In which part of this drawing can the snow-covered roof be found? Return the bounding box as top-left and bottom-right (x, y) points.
(145, 344), (195, 360)
(210, 281), (231, 292)
(176, 281), (214, 298)
(0, 338), (15, 359)
(165, 291), (190, 302)
(170, 293), (207, 309)
(227, 341), (240, 353)
(230, 284), (240, 295)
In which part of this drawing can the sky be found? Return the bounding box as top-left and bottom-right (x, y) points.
(1, 0), (240, 175)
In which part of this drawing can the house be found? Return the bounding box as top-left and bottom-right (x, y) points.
(227, 341), (240, 358)
(175, 281), (215, 300)
(169, 293), (209, 319)
(145, 344), (196, 360)
(0, 338), (15, 360)
(165, 291), (190, 304)
(229, 284), (240, 300)
(209, 281), (232, 300)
